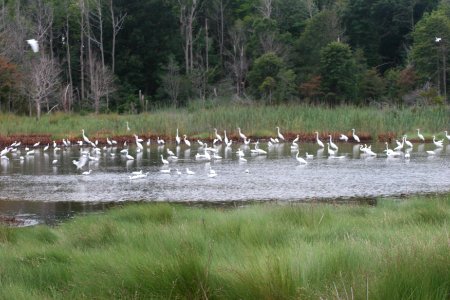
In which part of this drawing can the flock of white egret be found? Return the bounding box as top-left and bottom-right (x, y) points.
(0, 126), (449, 180)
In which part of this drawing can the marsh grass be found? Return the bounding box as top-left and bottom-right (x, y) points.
(0, 194), (449, 299)
(0, 104), (448, 142)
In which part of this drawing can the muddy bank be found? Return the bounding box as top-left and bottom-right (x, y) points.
(0, 131), (414, 148)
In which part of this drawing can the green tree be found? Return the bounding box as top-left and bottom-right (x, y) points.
(319, 42), (359, 103)
(293, 9), (341, 82)
(247, 52), (296, 102)
(411, 8), (450, 101)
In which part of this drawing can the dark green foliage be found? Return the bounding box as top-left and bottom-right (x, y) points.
(320, 42), (360, 103)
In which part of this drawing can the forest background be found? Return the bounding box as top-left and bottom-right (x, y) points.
(0, 0), (450, 119)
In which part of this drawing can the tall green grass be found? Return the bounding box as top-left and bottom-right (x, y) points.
(0, 104), (448, 140)
(0, 194), (448, 299)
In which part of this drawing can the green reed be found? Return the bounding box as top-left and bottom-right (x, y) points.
(0, 194), (448, 299)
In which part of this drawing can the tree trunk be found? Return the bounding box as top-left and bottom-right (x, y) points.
(80, 0), (85, 103)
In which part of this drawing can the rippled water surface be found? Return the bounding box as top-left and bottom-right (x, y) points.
(1, 141), (449, 222)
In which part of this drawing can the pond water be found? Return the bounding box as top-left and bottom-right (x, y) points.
(0, 141), (449, 224)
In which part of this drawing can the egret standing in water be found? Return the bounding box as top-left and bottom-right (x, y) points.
(352, 129), (360, 143)
(276, 127), (285, 141)
(417, 129), (425, 142)
(296, 151), (307, 164)
(314, 131), (324, 148)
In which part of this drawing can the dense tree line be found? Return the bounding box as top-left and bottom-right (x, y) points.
(0, 0), (448, 117)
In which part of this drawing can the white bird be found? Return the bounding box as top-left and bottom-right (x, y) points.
(157, 137), (165, 145)
(126, 121), (130, 131)
(296, 151), (307, 164)
(161, 155), (169, 164)
(417, 129), (425, 142)
(82, 169), (92, 175)
(43, 143), (49, 151)
(146, 139), (151, 146)
(175, 128), (181, 145)
(305, 152), (314, 159)
(243, 138), (251, 145)
(52, 159), (58, 165)
(122, 150), (134, 160)
(183, 135), (191, 147)
(314, 131), (324, 148)
(276, 126), (285, 141)
(292, 135), (299, 144)
(352, 129), (360, 143)
(166, 148), (175, 156)
(327, 143), (336, 155)
(339, 133), (349, 142)
(403, 135), (413, 148)
(107, 137), (112, 146)
(394, 138), (404, 151)
(81, 129), (91, 144)
(433, 136), (444, 147)
(33, 141), (40, 147)
(197, 140), (205, 147)
(426, 150), (436, 155)
(186, 168), (195, 175)
(26, 150), (35, 156)
(26, 39), (39, 52)
(214, 128), (222, 142)
(444, 131), (450, 141)
(328, 135), (338, 150)
(435, 37), (442, 42)
(251, 142), (267, 155)
(224, 130), (229, 145)
(237, 127), (247, 141)
(207, 166), (217, 178)
(129, 173), (148, 180)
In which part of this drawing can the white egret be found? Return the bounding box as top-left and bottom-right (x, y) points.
(314, 131), (324, 148)
(157, 137), (165, 145)
(433, 136), (444, 147)
(82, 169), (92, 175)
(186, 168), (195, 175)
(161, 155), (169, 164)
(328, 135), (338, 150)
(339, 134), (349, 142)
(403, 135), (413, 148)
(417, 129), (425, 142)
(81, 129), (91, 144)
(435, 37), (442, 42)
(126, 121), (130, 131)
(237, 127), (247, 141)
(33, 141), (40, 147)
(129, 173), (148, 180)
(243, 138), (251, 145)
(197, 140), (205, 147)
(26, 150), (35, 156)
(52, 159), (58, 165)
(426, 150), (436, 155)
(305, 152), (314, 159)
(175, 128), (181, 145)
(276, 127), (285, 141)
(296, 151), (307, 164)
(394, 138), (404, 151)
(214, 128), (222, 142)
(146, 139), (151, 146)
(293, 135), (299, 144)
(444, 131), (450, 141)
(183, 135), (191, 147)
(327, 143), (336, 155)
(351, 129), (360, 143)
(107, 137), (113, 146)
(224, 130), (229, 145)
(166, 148), (175, 156)
(26, 39), (39, 52)
(43, 144), (49, 151)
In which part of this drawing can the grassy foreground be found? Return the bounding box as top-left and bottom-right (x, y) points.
(0, 195), (449, 299)
(0, 104), (448, 141)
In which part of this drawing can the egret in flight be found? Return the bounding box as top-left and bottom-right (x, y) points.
(26, 39), (39, 52)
